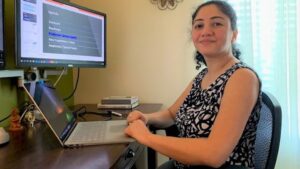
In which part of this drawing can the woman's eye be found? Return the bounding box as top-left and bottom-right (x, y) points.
(194, 23), (203, 29)
(212, 22), (223, 27)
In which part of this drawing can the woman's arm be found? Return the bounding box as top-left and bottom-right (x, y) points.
(125, 68), (260, 168)
(127, 81), (193, 128)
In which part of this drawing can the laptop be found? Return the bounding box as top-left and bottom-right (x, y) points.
(22, 81), (134, 147)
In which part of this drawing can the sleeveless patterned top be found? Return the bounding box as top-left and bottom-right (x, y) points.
(174, 62), (262, 169)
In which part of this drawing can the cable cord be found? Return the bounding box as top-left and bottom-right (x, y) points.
(72, 106), (112, 121)
(53, 67), (67, 87)
(63, 68), (80, 101)
(0, 114), (11, 123)
(19, 104), (36, 123)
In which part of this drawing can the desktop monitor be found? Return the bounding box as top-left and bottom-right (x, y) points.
(0, 0), (4, 69)
(15, 0), (106, 68)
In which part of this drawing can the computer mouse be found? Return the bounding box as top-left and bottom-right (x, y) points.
(0, 127), (9, 145)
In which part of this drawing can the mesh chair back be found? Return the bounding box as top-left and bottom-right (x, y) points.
(254, 91), (282, 169)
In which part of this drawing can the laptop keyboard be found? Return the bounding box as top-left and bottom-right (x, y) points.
(69, 121), (106, 142)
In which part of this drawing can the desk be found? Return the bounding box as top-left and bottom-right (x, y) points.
(0, 103), (162, 169)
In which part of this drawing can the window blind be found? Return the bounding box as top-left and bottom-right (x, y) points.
(226, 0), (300, 168)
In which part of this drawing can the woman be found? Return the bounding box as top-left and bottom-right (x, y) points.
(125, 1), (261, 168)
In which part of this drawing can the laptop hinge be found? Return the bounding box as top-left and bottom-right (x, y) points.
(61, 119), (77, 143)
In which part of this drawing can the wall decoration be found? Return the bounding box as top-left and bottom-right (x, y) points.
(151, 0), (183, 10)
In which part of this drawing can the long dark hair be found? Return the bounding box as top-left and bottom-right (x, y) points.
(192, 0), (241, 70)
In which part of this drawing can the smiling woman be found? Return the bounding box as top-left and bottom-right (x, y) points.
(151, 0), (183, 10)
(125, 1), (263, 169)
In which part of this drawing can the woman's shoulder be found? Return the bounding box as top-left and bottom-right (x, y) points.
(223, 63), (261, 103)
(234, 68), (258, 80)
(229, 65), (261, 89)
(230, 62), (259, 79)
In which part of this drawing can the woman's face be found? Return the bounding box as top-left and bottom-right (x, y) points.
(192, 4), (237, 58)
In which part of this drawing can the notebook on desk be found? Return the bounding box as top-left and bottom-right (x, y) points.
(22, 81), (134, 147)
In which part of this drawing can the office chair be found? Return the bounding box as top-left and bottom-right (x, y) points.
(254, 91), (282, 169)
(154, 91), (282, 169)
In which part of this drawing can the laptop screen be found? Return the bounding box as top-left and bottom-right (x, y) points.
(23, 81), (75, 141)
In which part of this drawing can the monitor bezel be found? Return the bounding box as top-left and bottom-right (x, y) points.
(0, 0), (4, 69)
(15, 0), (107, 68)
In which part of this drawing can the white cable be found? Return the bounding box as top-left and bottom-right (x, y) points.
(53, 67), (67, 87)
(19, 104), (35, 123)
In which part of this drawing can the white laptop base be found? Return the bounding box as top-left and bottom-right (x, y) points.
(65, 120), (134, 146)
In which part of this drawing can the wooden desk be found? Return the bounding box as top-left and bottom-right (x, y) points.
(0, 103), (162, 169)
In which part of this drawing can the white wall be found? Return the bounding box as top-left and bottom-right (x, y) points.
(71, 0), (202, 108)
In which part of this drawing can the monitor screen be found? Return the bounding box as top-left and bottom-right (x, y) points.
(15, 0), (106, 68)
(0, 0), (4, 68)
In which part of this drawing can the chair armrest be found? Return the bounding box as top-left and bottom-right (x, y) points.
(149, 124), (179, 136)
(221, 166), (251, 169)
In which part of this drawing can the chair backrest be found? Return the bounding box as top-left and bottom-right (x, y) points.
(254, 91), (282, 169)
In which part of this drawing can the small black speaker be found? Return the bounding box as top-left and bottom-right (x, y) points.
(0, 52), (4, 69)
(0, 0), (3, 69)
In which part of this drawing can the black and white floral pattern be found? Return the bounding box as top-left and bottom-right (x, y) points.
(174, 62), (262, 169)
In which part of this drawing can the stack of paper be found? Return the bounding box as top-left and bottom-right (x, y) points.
(97, 96), (139, 109)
